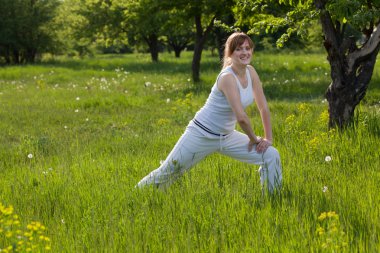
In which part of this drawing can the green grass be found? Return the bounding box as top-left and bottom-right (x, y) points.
(0, 51), (379, 252)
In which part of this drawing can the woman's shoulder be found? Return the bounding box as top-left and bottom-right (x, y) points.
(247, 65), (259, 78)
(246, 64), (256, 72)
(218, 71), (235, 83)
(216, 69), (236, 91)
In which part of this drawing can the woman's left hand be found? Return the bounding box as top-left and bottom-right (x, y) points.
(256, 138), (272, 153)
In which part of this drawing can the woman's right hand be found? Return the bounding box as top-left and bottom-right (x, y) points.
(255, 138), (272, 153)
(248, 137), (262, 152)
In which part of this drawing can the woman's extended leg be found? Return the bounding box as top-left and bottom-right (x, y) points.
(136, 126), (216, 189)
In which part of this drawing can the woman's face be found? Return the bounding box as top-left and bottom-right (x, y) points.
(230, 39), (252, 66)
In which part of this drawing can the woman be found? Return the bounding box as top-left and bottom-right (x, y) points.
(136, 32), (282, 193)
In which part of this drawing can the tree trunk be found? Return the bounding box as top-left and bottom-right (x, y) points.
(315, 0), (380, 129)
(192, 40), (203, 82)
(25, 48), (36, 63)
(144, 34), (159, 62)
(4, 46), (11, 64)
(213, 26), (229, 62)
(168, 36), (190, 58)
(12, 49), (20, 64)
(192, 14), (216, 82)
(174, 48), (181, 58)
(325, 50), (379, 128)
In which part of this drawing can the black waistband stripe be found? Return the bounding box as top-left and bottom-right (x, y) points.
(193, 119), (227, 137)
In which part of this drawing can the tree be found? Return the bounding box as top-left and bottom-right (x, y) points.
(57, 0), (128, 56)
(58, 0), (164, 60)
(235, 0), (380, 129)
(162, 8), (194, 58)
(116, 0), (168, 62)
(0, 0), (60, 64)
(165, 0), (236, 83)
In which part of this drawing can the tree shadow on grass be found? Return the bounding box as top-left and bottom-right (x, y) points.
(38, 53), (380, 102)
(41, 53), (220, 75)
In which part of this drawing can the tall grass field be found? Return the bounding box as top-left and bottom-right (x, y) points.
(1, 51), (379, 252)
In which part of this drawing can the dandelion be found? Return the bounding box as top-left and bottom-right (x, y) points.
(27, 154), (33, 159)
(325, 156), (332, 162)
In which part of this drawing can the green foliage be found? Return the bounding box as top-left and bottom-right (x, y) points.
(235, 0), (380, 48)
(0, 0), (61, 64)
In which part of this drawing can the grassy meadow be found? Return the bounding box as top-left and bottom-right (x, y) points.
(0, 51), (379, 252)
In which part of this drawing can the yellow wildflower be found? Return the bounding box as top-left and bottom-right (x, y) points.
(285, 114), (296, 125)
(327, 211), (338, 218)
(316, 227), (325, 235)
(298, 103), (310, 113)
(318, 110), (329, 124)
(318, 212), (327, 221)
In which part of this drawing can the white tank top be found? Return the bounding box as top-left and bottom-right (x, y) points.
(193, 66), (254, 134)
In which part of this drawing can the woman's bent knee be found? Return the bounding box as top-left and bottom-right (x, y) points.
(263, 146), (280, 161)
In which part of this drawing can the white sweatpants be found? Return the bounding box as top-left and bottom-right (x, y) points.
(136, 121), (282, 193)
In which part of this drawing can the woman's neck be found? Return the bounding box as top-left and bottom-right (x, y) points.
(230, 64), (246, 78)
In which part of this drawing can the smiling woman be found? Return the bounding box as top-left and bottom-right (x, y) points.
(136, 32), (282, 194)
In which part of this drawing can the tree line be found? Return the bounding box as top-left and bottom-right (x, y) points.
(0, 0), (379, 129)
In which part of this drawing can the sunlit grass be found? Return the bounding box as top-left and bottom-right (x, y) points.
(0, 51), (379, 252)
